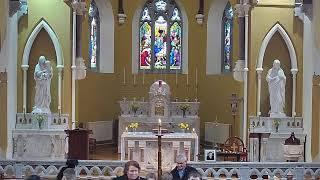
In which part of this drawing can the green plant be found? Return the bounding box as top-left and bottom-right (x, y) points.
(35, 114), (46, 128)
(131, 102), (140, 113)
(179, 104), (190, 111)
(273, 119), (280, 126)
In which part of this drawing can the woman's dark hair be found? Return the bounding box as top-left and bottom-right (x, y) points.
(26, 175), (41, 180)
(124, 160), (141, 175)
(56, 159), (79, 180)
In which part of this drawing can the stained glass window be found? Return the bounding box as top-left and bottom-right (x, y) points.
(139, 0), (182, 72)
(222, 2), (233, 73)
(88, 0), (100, 69)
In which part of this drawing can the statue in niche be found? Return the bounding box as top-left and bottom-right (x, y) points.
(32, 56), (53, 114)
(266, 59), (286, 117)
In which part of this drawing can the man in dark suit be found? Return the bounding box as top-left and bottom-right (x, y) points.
(285, 132), (300, 145)
(171, 154), (197, 180)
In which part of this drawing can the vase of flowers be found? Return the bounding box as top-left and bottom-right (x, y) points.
(35, 114), (46, 129)
(131, 102), (140, 117)
(179, 104), (190, 118)
(129, 122), (139, 134)
(273, 119), (280, 132)
(178, 122), (190, 133)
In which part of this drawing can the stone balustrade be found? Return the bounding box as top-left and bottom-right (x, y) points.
(0, 160), (320, 179)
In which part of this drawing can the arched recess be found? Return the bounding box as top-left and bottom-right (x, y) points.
(94, 0), (114, 73)
(206, 0), (230, 75)
(257, 23), (297, 70)
(255, 23), (298, 117)
(132, 0), (189, 74)
(21, 19), (64, 112)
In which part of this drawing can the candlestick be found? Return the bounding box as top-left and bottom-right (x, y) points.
(195, 67), (198, 86)
(158, 118), (162, 134)
(123, 67), (126, 85)
(175, 69), (178, 86)
(143, 69), (145, 85)
(186, 73), (189, 86)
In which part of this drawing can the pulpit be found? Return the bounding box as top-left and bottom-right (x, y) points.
(65, 129), (92, 160)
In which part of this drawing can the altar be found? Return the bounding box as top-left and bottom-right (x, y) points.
(121, 132), (198, 171)
(118, 80), (200, 154)
(249, 116), (306, 162)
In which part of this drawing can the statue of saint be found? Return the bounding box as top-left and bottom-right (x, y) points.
(32, 56), (53, 114)
(266, 59), (286, 117)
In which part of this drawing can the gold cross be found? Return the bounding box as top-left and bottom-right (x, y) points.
(231, 142), (237, 152)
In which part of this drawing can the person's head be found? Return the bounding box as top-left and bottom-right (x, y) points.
(273, 59), (281, 70)
(146, 172), (157, 180)
(187, 171), (202, 180)
(38, 56), (46, 68)
(176, 154), (187, 170)
(25, 175), (41, 180)
(160, 172), (173, 180)
(124, 160), (141, 180)
(66, 159), (78, 168)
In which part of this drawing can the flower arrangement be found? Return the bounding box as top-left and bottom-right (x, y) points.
(273, 119), (280, 126)
(35, 114), (46, 129)
(129, 122), (139, 129)
(130, 102), (140, 114)
(178, 122), (190, 130)
(179, 104), (190, 111)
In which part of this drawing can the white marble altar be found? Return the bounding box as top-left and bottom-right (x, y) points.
(12, 129), (66, 160)
(118, 80), (200, 152)
(121, 132), (199, 171)
(249, 116), (306, 162)
(13, 113), (69, 160)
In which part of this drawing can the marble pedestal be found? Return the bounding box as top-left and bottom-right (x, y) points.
(249, 116), (306, 162)
(12, 129), (67, 160)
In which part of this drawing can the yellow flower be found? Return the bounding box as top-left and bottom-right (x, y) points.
(178, 122), (190, 129)
(129, 122), (139, 129)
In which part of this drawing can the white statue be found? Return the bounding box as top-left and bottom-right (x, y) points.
(266, 59), (286, 117)
(32, 56), (53, 114)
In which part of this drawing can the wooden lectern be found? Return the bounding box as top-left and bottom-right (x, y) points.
(65, 129), (92, 160)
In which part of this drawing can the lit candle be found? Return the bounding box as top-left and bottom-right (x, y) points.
(125, 126), (128, 132)
(123, 67), (126, 85)
(192, 128), (195, 133)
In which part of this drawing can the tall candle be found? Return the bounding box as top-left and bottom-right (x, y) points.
(175, 70), (178, 86)
(143, 69), (145, 85)
(158, 118), (162, 134)
(123, 67), (126, 84)
(186, 73), (189, 85)
(195, 67), (198, 86)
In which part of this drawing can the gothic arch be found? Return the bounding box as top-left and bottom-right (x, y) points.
(94, 0), (114, 73)
(206, 0), (230, 75)
(256, 23), (297, 71)
(22, 19), (63, 67)
(132, 0), (189, 74)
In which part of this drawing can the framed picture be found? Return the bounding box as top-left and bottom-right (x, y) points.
(204, 149), (216, 161)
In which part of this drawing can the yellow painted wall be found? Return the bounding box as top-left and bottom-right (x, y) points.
(78, 0), (242, 138)
(17, 0), (71, 117)
(312, 76), (320, 159)
(0, 0), (8, 50)
(249, 3), (303, 117)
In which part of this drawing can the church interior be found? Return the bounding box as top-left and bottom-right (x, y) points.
(1, 0), (320, 179)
